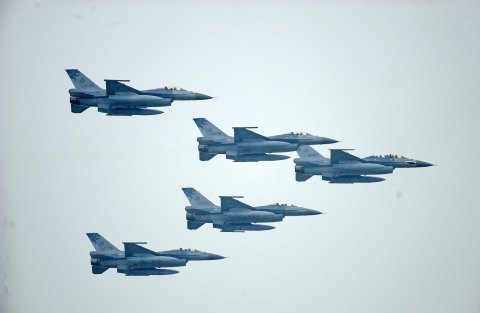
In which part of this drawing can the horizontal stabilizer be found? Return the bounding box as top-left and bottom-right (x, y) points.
(105, 80), (142, 96)
(123, 242), (158, 257)
(233, 127), (268, 143)
(296, 173), (313, 182)
(70, 103), (89, 113)
(187, 221), (206, 230)
(220, 196), (253, 212)
(199, 151), (217, 161)
(91, 265), (109, 275)
(330, 149), (364, 164)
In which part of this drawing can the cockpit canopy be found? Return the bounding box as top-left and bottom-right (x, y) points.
(290, 131), (311, 136)
(164, 86), (185, 91)
(275, 203), (290, 206)
(178, 248), (198, 252)
(371, 154), (405, 158)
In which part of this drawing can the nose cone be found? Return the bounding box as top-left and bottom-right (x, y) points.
(320, 137), (339, 145)
(195, 93), (213, 100)
(208, 253), (225, 260)
(304, 209), (322, 215)
(416, 160), (433, 168)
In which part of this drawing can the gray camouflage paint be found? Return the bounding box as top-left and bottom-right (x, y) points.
(193, 118), (338, 162)
(66, 69), (212, 116)
(295, 146), (432, 183)
(86, 233), (224, 276)
(182, 187), (321, 232)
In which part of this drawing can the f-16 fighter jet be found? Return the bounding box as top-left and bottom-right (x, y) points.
(182, 188), (322, 232)
(294, 146), (394, 183)
(86, 233), (224, 276)
(294, 146), (432, 183)
(193, 118), (338, 162)
(66, 69), (212, 116)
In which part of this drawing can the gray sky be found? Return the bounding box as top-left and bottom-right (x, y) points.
(1, 1), (479, 312)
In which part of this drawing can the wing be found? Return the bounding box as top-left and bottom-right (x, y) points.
(219, 196), (253, 213)
(123, 242), (158, 257)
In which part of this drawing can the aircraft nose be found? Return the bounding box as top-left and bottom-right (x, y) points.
(321, 137), (339, 145)
(305, 209), (322, 215)
(208, 253), (225, 260)
(196, 93), (213, 100)
(416, 160), (433, 167)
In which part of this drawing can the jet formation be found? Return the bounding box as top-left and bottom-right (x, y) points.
(182, 188), (321, 232)
(87, 233), (224, 276)
(66, 67), (437, 281)
(193, 118), (338, 162)
(66, 69), (212, 116)
(294, 145), (433, 183)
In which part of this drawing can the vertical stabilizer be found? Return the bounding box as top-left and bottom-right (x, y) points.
(297, 145), (328, 160)
(193, 118), (228, 137)
(86, 233), (120, 251)
(182, 188), (217, 209)
(66, 69), (101, 89)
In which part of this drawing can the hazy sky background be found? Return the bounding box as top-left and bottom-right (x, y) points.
(1, 1), (479, 312)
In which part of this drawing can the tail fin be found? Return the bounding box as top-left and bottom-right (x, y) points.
(187, 221), (206, 230)
(296, 173), (313, 182)
(330, 149), (364, 164)
(193, 118), (228, 137)
(297, 145), (328, 160)
(182, 188), (217, 209)
(66, 69), (101, 89)
(86, 233), (120, 251)
(105, 80), (143, 96)
(123, 242), (157, 257)
(220, 196), (253, 212)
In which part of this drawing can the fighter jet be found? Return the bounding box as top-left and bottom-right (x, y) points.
(295, 146), (432, 183)
(294, 146), (394, 183)
(193, 118), (338, 162)
(86, 233), (224, 276)
(182, 188), (322, 232)
(66, 69), (212, 116)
